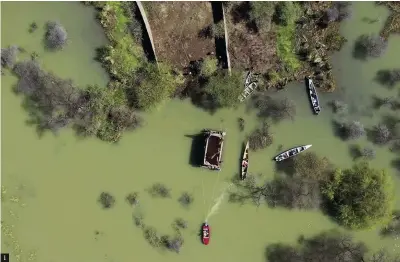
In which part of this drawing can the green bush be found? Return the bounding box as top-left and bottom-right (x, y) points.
(204, 70), (243, 108)
(322, 162), (393, 229)
(134, 63), (184, 110)
(201, 57), (218, 77)
(249, 2), (276, 31)
(212, 21), (225, 39)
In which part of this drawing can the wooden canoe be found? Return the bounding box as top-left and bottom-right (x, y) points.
(241, 141), (249, 180)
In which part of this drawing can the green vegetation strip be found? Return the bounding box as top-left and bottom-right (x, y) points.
(276, 2), (302, 72)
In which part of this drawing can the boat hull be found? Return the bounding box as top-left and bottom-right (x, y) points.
(202, 223), (210, 245)
(274, 145), (312, 162)
(306, 78), (321, 115)
(241, 141), (249, 180)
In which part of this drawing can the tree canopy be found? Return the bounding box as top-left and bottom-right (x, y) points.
(322, 162), (393, 229)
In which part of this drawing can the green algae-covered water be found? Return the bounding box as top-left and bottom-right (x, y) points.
(1, 2), (400, 262)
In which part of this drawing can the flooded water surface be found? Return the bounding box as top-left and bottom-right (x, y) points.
(1, 2), (400, 262)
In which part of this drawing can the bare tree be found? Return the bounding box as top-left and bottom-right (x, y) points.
(376, 69), (400, 88)
(361, 147), (376, 160)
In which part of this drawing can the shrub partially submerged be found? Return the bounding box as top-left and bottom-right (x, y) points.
(98, 192), (116, 209)
(178, 192), (194, 208)
(13, 60), (142, 142)
(337, 120), (365, 140)
(1, 45), (19, 69)
(45, 21), (68, 50)
(252, 93), (296, 122)
(376, 69), (400, 88)
(372, 124), (391, 144)
(354, 34), (388, 59)
(248, 122), (273, 151)
(148, 183), (171, 198)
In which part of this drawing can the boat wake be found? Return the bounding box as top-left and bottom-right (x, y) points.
(205, 183), (233, 222)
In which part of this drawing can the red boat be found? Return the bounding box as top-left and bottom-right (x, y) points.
(202, 223), (210, 245)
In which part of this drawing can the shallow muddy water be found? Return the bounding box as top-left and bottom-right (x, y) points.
(1, 2), (400, 262)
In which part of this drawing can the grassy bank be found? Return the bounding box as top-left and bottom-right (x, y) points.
(276, 2), (303, 72)
(90, 1), (184, 110)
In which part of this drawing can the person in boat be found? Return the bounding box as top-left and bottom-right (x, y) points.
(203, 230), (209, 237)
(242, 159), (248, 168)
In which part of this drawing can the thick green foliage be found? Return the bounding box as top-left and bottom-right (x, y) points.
(99, 2), (144, 82)
(249, 2), (276, 31)
(276, 2), (302, 72)
(204, 71), (243, 108)
(201, 57), (218, 77)
(134, 63), (184, 110)
(322, 162), (393, 229)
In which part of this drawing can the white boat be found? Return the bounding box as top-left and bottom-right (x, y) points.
(274, 145), (312, 162)
(306, 78), (321, 115)
(238, 82), (257, 102)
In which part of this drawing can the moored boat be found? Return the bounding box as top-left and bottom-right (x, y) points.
(241, 141), (249, 180)
(201, 129), (226, 171)
(202, 223), (210, 245)
(306, 78), (321, 115)
(274, 145), (312, 162)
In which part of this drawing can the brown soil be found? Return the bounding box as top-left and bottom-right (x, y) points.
(226, 2), (279, 74)
(145, 2), (215, 69)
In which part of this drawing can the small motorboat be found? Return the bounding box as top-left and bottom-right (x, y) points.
(241, 141), (249, 180)
(202, 223), (210, 245)
(274, 145), (312, 162)
(306, 78), (321, 115)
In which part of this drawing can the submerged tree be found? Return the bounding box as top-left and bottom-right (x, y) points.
(98, 192), (116, 209)
(178, 192), (194, 208)
(133, 213), (145, 228)
(360, 146), (376, 160)
(334, 1), (352, 21)
(372, 124), (391, 145)
(338, 120), (365, 140)
(266, 230), (367, 262)
(376, 69), (400, 88)
(354, 34), (388, 59)
(293, 152), (333, 182)
(143, 226), (161, 247)
(252, 93), (296, 122)
(148, 183), (171, 198)
(322, 162), (393, 229)
(161, 234), (184, 253)
(173, 218), (188, 230)
(331, 100), (348, 114)
(323, 7), (340, 24)
(45, 21), (68, 50)
(390, 140), (400, 153)
(1, 45), (19, 69)
(12, 60), (141, 141)
(126, 192), (139, 206)
(248, 122), (273, 151)
(381, 210), (400, 238)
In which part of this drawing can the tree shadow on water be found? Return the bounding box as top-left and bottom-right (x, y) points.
(185, 133), (205, 167)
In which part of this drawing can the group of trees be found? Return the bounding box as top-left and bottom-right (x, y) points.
(230, 152), (394, 230)
(12, 60), (142, 142)
(96, 2), (184, 111)
(265, 230), (400, 262)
